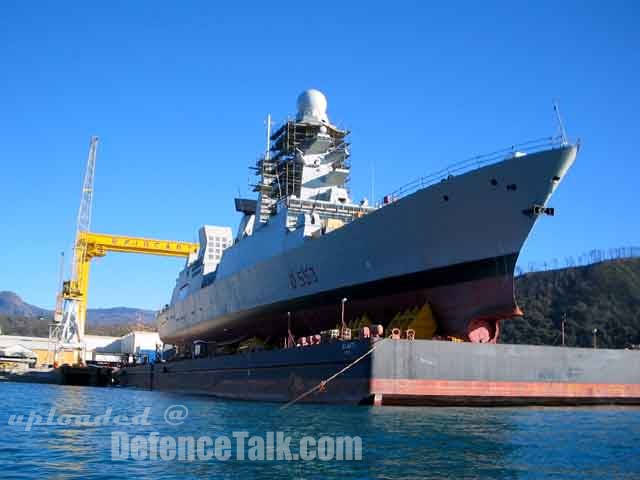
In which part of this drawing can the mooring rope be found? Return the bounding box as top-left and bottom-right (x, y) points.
(280, 338), (388, 410)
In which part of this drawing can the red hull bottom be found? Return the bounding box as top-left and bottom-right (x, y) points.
(285, 274), (519, 343)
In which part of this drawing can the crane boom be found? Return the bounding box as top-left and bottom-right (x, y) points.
(79, 232), (199, 258)
(72, 137), (98, 280)
(56, 137), (99, 349)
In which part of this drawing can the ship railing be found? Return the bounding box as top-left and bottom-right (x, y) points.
(278, 196), (375, 218)
(376, 135), (566, 207)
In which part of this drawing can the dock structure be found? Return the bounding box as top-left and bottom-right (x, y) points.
(0, 331), (161, 367)
(0, 331), (162, 386)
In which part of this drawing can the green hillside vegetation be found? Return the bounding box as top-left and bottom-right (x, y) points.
(87, 323), (157, 337)
(0, 315), (156, 338)
(502, 258), (640, 348)
(0, 315), (49, 337)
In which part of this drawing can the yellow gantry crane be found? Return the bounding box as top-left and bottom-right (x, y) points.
(61, 231), (198, 340)
(51, 137), (199, 365)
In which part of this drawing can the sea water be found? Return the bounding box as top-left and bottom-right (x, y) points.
(0, 382), (639, 479)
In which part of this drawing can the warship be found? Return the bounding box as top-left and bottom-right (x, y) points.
(119, 90), (640, 405)
(158, 89), (576, 345)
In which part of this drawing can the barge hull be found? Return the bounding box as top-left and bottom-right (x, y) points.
(118, 339), (640, 406)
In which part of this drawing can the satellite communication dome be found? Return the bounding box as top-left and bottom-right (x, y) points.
(296, 89), (329, 123)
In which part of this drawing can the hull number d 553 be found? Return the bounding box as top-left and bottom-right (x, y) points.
(289, 266), (318, 289)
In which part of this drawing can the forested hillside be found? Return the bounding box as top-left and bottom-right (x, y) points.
(502, 258), (640, 348)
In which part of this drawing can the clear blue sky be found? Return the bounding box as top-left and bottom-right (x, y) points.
(1, 1), (638, 310)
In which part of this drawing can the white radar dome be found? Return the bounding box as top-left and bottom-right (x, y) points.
(296, 89), (329, 123)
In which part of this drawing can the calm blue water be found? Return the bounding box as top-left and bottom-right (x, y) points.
(0, 382), (639, 479)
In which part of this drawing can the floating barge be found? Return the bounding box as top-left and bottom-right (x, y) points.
(1, 365), (113, 387)
(118, 339), (640, 406)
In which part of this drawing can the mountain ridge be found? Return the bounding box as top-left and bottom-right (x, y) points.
(0, 290), (155, 326)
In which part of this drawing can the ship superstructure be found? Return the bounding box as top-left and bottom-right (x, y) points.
(239, 89), (374, 252)
(159, 90), (578, 346)
(170, 225), (233, 304)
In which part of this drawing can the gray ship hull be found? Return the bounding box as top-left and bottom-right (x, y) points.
(159, 145), (577, 344)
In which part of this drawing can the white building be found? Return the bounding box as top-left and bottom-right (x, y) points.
(120, 331), (162, 355)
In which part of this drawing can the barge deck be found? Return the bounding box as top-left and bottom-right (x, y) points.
(117, 339), (640, 406)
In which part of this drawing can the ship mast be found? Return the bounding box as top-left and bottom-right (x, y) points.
(265, 113), (272, 161)
(254, 114), (278, 224)
(553, 99), (569, 146)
